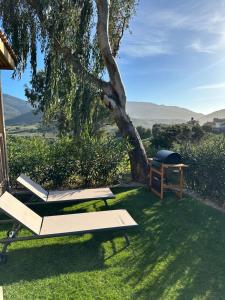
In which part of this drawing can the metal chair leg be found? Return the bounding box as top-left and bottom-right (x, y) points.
(104, 199), (109, 208)
(124, 233), (130, 247)
(0, 223), (21, 264)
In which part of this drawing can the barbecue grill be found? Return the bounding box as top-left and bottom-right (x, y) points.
(149, 150), (187, 200)
(154, 150), (182, 164)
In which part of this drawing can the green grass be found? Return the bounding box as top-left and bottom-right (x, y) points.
(1, 187), (225, 299)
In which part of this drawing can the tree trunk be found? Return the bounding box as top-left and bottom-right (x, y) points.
(96, 0), (149, 182)
(113, 107), (149, 182)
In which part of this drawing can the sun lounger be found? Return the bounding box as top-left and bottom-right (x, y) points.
(0, 192), (138, 263)
(17, 174), (115, 206)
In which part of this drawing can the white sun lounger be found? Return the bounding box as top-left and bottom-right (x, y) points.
(17, 174), (115, 206)
(0, 192), (138, 263)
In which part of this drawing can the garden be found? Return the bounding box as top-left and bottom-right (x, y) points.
(0, 0), (225, 299)
(0, 128), (224, 299)
(1, 187), (225, 299)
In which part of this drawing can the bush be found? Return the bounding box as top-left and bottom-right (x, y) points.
(8, 136), (52, 186)
(7, 135), (130, 189)
(174, 135), (225, 206)
(152, 123), (204, 149)
(136, 126), (151, 140)
(74, 134), (130, 186)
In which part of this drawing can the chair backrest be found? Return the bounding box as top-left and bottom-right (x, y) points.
(0, 192), (42, 235)
(17, 174), (48, 201)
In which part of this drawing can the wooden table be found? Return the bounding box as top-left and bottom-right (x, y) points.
(148, 158), (188, 200)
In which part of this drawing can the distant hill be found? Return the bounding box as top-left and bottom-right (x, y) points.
(2, 94), (225, 128)
(6, 111), (41, 125)
(3, 94), (41, 125)
(3, 94), (31, 120)
(199, 109), (225, 124)
(127, 102), (204, 127)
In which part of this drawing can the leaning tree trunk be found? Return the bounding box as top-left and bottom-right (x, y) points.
(96, 0), (149, 182)
(114, 106), (149, 182)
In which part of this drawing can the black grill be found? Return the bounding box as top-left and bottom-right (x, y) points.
(149, 150), (186, 200)
(153, 150), (182, 165)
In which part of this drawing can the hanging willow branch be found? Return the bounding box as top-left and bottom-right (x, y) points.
(0, 0), (149, 182)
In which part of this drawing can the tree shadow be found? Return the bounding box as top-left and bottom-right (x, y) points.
(109, 187), (225, 299)
(1, 186), (225, 298)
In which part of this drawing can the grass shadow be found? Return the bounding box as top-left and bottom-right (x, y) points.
(0, 228), (130, 285)
(110, 187), (225, 299)
(1, 187), (225, 299)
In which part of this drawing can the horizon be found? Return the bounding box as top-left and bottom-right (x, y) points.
(2, 0), (225, 114)
(4, 92), (225, 117)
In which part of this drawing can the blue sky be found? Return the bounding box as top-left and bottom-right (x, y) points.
(2, 0), (225, 114)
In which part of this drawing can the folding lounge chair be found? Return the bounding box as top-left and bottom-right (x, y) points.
(17, 174), (115, 207)
(0, 192), (138, 263)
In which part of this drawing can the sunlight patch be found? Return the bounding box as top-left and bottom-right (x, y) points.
(0, 286), (3, 300)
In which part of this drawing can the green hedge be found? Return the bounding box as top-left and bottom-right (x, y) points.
(7, 135), (130, 189)
(174, 135), (225, 206)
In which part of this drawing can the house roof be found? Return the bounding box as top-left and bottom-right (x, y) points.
(0, 30), (16, 70)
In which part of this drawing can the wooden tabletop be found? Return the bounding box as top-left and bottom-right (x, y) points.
(148, 158), (188, 168)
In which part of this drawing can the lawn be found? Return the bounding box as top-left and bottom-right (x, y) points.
(1, 187), (225, 299)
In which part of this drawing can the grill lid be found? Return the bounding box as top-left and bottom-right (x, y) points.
(154, 150), (181, 164)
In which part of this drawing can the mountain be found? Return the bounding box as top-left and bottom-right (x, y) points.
(6, 111), (41, 125)
(3, 94), (41, 125)
(3, 94), (31, 120)
(127, 102), (204, 128)
(2, 94), (225, 128)
(199, 109), (225, 125)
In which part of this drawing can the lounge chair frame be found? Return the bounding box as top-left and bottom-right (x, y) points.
(25, 198), (110, 208)
(17, 174), (115, 206)
(0, 192), (136, 263)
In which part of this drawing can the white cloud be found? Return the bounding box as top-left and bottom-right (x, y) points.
(194, 83), (225, 90)
(121, 43), (172, 58)
(188, 41), (213, 54)
(121, 0), (225, 57)
(144, 10), (188, 29)
(188, 31), (225, 54)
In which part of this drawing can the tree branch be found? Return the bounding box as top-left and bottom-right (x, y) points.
(25, 0), (112, 96)
(57, 43), (112, 95)
(96, 0), (127, 109)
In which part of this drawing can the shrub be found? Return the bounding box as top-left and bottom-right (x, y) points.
(76, 134), (130, 186)
(136, 126), (151, 140)
(174, 134), (225, 206)
(8, 136), (51, 186)
(152, 123), (204, 149)
(7, 135), (130, 189)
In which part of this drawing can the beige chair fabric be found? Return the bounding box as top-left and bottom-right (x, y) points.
(0, 192), (138, 237)
(17, 174), (48, 201)
(40, 210), (137, 235)
(17, 174), (114, 202)
(0, 192), (42, 234)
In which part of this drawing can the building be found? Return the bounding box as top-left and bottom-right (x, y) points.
(0, 30), (16, 194)
(203, 118), (225, 133)
(212, 118), (225, 132)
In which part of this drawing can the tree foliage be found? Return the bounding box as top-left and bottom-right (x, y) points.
(0, 0), (138, 136)
(152, 123), (205, 149)
(136, 126), (151, 140)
